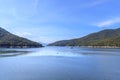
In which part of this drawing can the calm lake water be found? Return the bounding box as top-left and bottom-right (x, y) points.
(0, 46), (120, 80)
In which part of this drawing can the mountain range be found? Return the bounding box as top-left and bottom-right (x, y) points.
(0, 27), (42, 48)
(49, 28), (120, 47)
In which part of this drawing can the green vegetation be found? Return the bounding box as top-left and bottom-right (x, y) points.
(49, 28), (120, 47)
(91, 36), (120, 47)
(0, 27), (42, 48)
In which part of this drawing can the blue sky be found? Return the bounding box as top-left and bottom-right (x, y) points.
(0, 0), (120, 43)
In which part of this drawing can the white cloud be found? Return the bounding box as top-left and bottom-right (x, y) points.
(32, 0), (39, 14)
(95, 17), (120, 27)
(81, 0), (107, 8)
(68, 0), (107, 9)
(15, 32), (32, 37)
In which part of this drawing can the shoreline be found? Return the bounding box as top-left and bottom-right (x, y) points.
(0, 45), (43, 48)
(79, 46), (120, 49)
(48, 46), (120, 49)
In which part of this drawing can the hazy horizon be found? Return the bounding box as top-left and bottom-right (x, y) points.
(0, 0), (120, 43)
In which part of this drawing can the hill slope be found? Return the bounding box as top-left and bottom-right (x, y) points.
(0, 27), (42, 48)
(91, 36), (120, 47)
(49, 28), (120, 47)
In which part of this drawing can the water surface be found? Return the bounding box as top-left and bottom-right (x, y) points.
(0, 47), (120, 80)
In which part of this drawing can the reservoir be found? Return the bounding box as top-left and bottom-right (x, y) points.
(0, 47), (120, 80)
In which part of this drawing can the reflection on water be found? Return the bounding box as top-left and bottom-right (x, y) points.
(0, 47), (120, 57)
(0, 47), (120, 80)
(24, 47), (120, 57)
(0, 49), (30, 57)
